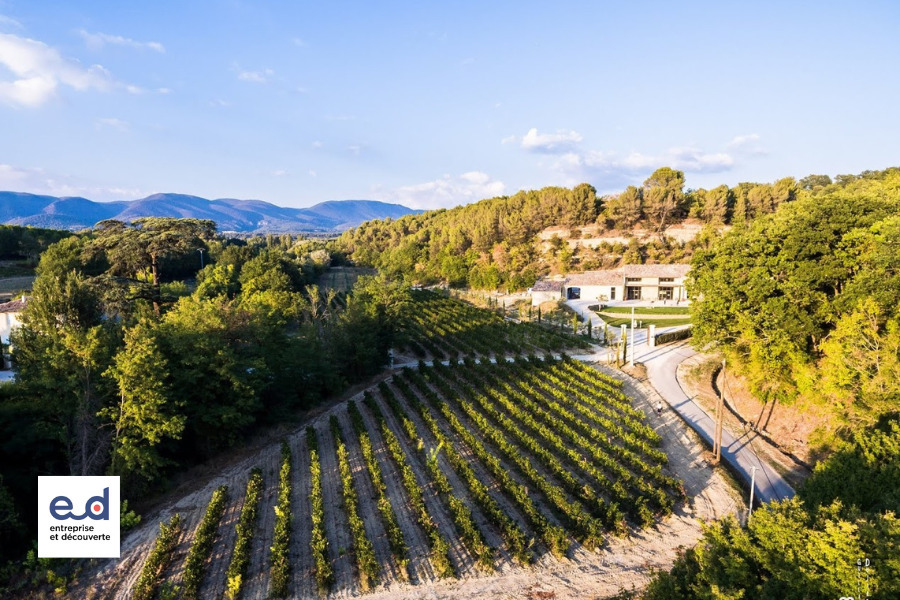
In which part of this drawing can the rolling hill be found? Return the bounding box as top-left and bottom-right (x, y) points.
(0, 191), (419, 233)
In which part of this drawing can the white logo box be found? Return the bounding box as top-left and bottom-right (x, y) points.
(38, 476), (121, 558)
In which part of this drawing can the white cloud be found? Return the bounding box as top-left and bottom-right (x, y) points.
(554, 146), (735, 184)
(272, 169), (287, 177)
(236, 67), (274, 83)
(209, 98), (230, 107)
(0, 33), (114, 107)
(0, 162), (143, 200)
(0, 14), (23, 29)
(727, 133), (768, 156)
(377, 171), (506, 210)
(78, 30), (165, 53)
(508, 127), (583, 154)
(292, 37), (307, 47)
(308, 169), (317, 177)
(95, 117), (129, 132)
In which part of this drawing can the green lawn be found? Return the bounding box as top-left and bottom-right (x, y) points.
(599, 316), (692, 328)
(600, 305), (689, 315)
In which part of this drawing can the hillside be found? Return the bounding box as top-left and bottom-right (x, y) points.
(0, 192), (418, 233)
(337, 168), (808, 291)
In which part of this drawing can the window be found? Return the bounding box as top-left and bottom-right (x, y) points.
(625, 277), (641, 283)
(627, 286), (642, 300)
(660, 277), (674, 283)
(610, 287), (616, 300)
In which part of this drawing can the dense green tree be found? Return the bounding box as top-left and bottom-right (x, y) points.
(602, 185), (644, 229)
(86, 218), (216, 312)
(642, 167), (686, 237)
(103, 320), (184, 485)
(689, 186), (899, 402)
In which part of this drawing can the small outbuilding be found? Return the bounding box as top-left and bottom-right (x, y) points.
(0, 298), (26, 346)
(529, 279), (564, 306)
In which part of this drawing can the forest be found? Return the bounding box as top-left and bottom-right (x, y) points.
(336, 167), (809, 290)
(689, 167), (900, 439)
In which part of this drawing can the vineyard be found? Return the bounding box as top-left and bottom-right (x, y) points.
(82, 355), (685, 599)
(397, 289), (591, 360)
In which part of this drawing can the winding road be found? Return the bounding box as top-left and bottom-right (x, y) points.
(566, 299), (795, 505)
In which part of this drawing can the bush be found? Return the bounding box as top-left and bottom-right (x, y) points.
(655, 326), (692, 345)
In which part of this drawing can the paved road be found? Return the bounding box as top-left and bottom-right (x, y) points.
(566, 299), (796, 505)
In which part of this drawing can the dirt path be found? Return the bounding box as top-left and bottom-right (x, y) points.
(386, 379), (514, 570)
(315, 417), (358, 595)
(370, 387), (476, 577)
(333, 409), (400, 586)
(289, 434), (317, 599)
(355, 392), (437, 586)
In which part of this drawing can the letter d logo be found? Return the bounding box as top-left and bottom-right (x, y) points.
(86, 487), (109, 520)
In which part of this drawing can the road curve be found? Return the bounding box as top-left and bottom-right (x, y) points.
(564, 299), (795, 505)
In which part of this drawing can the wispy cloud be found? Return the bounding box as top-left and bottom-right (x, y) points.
(291, 37), (307, 47)
(0, 14), (23, 29)
(376, 171), (505, 210)
(0, 162), (143, 200)
(78, 30), (165, 53)
(727, 133), (768, 156)
(504, 127), (584, 154)
(0, 33), (115, 107)
(95, 117), (129, 132)
(553, 146), (735, 185)
(236, 66), (274, 83)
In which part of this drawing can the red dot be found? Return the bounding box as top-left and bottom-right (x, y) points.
(93, 503), (101, 512)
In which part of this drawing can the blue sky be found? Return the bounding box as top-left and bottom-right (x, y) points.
(1, 1), (898, 209)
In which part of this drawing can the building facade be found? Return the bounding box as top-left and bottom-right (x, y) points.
(553, 264), (690, 304)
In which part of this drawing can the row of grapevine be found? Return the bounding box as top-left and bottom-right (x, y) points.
(518, 358), (676, 484)
(398, 290), (590, 360)
(392, 370), (532, 564)
(362, 391), (456, 578)
(408, 370), (570, 557)
(307, 427), (333, 594)
(347, 400), (411, 579)
(428, 361), (607, 549)
(461, 359), (635, 527)
(498, 361), (677, 509)
(330, 415), (380, 591)
(182, 486), (228, 600)
(269, 442), (293, 597)
(225, 469), (264, 600)
(525, 362), (667, 463)
(377, 381), (495, 572)
(132, 514), (183, 600)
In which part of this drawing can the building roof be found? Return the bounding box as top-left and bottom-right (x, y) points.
(621, 263), (691, 278)
(531, 279), (564, 292)
(0, 299), (26, 314)
(563, 264), (690, 287)
(565, 271), (622, 286)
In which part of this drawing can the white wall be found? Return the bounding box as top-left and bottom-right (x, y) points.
(0, 312), (21, 345)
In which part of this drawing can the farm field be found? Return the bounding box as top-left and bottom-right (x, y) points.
(74, 354), (707, 600)
(397, 289), (592, 361)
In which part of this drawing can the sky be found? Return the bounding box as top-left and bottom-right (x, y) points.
(1, 1), (899, 210)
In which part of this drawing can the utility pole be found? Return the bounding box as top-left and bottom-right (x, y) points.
(629, 306), (635, 367)
(713, 357), (725, 463)
(748, 465), (758, 522)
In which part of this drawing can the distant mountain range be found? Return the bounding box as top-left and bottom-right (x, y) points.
(0, 192), (420, 233)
